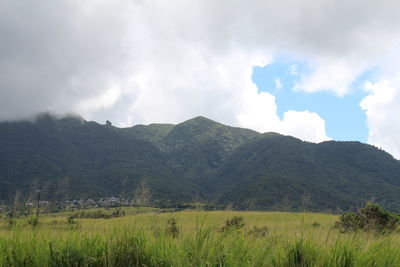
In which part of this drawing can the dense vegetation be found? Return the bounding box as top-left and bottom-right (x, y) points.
(1, 113), (400, 211)
(208, 134), (400, 211)
(335, 202), (400, 233)
(0, 114), (198, 206)
(1, 209), (400, 266)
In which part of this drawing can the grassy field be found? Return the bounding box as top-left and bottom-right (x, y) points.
(1, 208), (400, 266)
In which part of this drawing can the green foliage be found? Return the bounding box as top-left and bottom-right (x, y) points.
(72, 209), (126, 219)
(27, 215), (39, 227)
(165, 217), (179, 238)
(208, 133), (400, 211)
(5, 211), (14, 228)
(328, 242), (356, 267)
(123, 123), (174, 146)
(220, 216), (245, 232)
(0, 113), (197, 205)
(2, 210), (400, 266)
(158, 116), (259, 180)
(133, 179), (152, 207)
(2, 113), (400, 212)
(281, 239), (319, 267)
(247, 225), (268, 238)
(311, 221), (320, 228)
(66, 215), (76, 225)
(335, 202), (400, 233)
(66, 216), (79, 231)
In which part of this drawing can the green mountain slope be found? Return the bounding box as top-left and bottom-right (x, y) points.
(161, 117), (260, 179)
(122, 123), (175, 147)
(124, 116), (260, 180)
(208, 134), (400, 211)
(0, 114), (197, 204)
(1, 114), (400, 211)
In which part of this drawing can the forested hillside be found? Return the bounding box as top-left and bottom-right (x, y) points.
(1, 113), (400, 211)
(207, 134), (400, 211)
(0, 114), (198, 205)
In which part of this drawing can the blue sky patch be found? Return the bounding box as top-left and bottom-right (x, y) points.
(252, 59), (374, 142)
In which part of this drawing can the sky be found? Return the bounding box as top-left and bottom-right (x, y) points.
(1, 0), (400, 158)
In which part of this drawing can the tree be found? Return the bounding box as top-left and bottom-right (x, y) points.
(12, 190), (22, 217)
(301, 193), (312, 212)
(133, 179), (151, 207)
(335, 202), (400, 233)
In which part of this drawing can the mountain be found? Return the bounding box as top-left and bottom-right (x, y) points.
(207, 134), (400, 211)
(0, 114), (198, 205)
(126, 116), (259, 180)
(122, 123), (175, 147)
(1, 113), (400, 211)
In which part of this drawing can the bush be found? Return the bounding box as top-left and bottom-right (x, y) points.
(6, 211), (15, 228)
(311, 222), (320, 228)
(248, 225), (268, 238)
(66, 216), (79, 230)
(166, 217), (179, 238)
(281, 239), (319, 267)
(335, 202), (400, 233)
(71, 209), (125, 219)
(220, 216), (245, 232)
(27, 215), (39, 227)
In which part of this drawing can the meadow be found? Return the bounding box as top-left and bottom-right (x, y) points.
(1, 208), (400, 266)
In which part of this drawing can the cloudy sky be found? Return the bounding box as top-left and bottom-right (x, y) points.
(1, 0), (400, 158)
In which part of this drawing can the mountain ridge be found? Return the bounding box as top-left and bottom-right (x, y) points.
(1, 113), (400, 211)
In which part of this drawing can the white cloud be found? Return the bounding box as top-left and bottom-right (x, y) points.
(360, 76), (400, 158)
(2, 0), (400, 147)
(77, 86), (122, 113)
(275, 78), (283, 90)
(280, 111), (330, 143)
(294, 59), (363, 97)
(0, 0), (133, 120)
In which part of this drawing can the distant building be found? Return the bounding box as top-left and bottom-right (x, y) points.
(39, 200), (50, 206)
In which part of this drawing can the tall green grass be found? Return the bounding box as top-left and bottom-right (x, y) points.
(0, 210), (400, 266)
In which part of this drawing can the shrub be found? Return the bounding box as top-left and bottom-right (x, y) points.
(248, 225), (268, 238)
(6, 211), (15, 228)
(27, 215), (39, 227)
(281, 239), (319, 267)
(335, 202), (400, 233)
(328, 243), (355, 267)
(71, 209), (125, 219)
(166, 217), (179, 238)
(66, 216), (79, 230)
(335, 212), (361, 232)
(359, 203), (399, 232)
(220, 216), (245, 232)
(311, 221), (320, 228)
